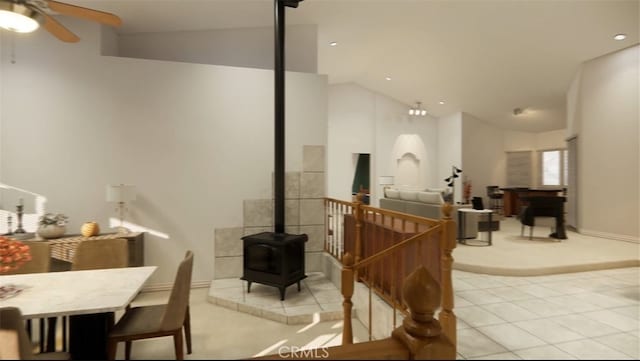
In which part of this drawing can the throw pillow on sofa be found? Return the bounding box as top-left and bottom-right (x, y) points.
(385, 188), (400, 199)
(417, 191), (444, 204)
(399, 190), (419, 201)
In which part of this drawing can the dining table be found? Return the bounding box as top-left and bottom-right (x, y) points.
(0, 266), (157, 359)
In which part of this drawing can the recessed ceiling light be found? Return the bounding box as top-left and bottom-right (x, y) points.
(439, 101), (445, 105)
(613, 34), (626, 40)
(385, 76), (392, 81)
(329, 41), (338, 46)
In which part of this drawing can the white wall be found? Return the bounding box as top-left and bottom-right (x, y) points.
(118, 24), (317, 73)
(569, 45), (639, 241)
(566, 67), (583, 138)
(535, 129), (566, 150)
(461, 113), (506, 205)
(327, 83), (438, 206)
(504, 130), (536, 151)
(0, 19), (328, 285)
(437, 113), (462, 203)
(327, 83), (376, 203)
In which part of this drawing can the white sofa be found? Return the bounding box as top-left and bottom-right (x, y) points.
(379, 188), (478, 238)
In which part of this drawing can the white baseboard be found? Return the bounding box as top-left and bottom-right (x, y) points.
(579, 228), (640, 244)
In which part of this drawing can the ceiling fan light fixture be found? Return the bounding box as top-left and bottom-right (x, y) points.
(0, 3), (42, 33)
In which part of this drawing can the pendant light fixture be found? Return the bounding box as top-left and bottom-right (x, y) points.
(408, 101), (428, 116)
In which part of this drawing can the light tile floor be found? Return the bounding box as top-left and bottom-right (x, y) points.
(453, 267), (639, 360)
(116, 266), (638, 360)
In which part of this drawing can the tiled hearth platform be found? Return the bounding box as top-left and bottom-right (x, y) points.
(208, 272), (345, 325)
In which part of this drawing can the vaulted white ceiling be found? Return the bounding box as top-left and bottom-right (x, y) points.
(65, 0), (639, 132)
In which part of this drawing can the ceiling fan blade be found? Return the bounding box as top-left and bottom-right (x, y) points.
(42, 14), (80, 43)
(46, 0), (122, 27)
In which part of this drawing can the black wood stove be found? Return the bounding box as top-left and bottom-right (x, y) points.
(242, 232), (307, 300)
(241, 0), (307, 301)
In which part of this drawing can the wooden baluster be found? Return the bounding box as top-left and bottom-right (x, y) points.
(369, 263), (373, 341)
(416, 221), (423, 266)
(338, 203), (342, 260)
(438, 203), (457, 350)
(324, 199), (329, 253)
(354, 198), (363, 278)
(391, 253), (397, 329)
(391, 266), (455, 360)
(338, 202), (341, 257)
(341, 253), (355, 345)
(377, 212), (383, 292)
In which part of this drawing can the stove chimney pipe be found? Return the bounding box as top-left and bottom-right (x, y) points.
(274, 0), (303, 234)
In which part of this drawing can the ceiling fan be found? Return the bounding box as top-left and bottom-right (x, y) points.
(0, 0), (121, 42)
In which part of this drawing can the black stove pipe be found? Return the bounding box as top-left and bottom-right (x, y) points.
(274, 0), (302, 234)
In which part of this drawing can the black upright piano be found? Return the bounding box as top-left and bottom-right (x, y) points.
(519, 196), (567, 239)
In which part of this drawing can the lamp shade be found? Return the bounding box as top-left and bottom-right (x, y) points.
(379, 176), (395, 186)
(106, 184), (136, 203)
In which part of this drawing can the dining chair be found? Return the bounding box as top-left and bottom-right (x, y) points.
(5, 241), (50, 275)
(4, 241), (55, 353)
(47, 238), (130, 354)
(0, 307), (70, 360)
(107, 251), (194, 360)
(71, 238), (129, 271)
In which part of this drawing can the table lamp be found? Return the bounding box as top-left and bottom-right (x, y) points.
(379, 176), (395, 196)
(106, 184), (136, 233)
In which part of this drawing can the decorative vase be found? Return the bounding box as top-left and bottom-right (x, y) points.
(37, 225), (66, 239)
(81, 221), (100, 237)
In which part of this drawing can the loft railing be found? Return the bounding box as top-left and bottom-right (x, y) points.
(324, 197), (354, 262)
(255, 196), (457, 360)
(325, 195), (456, 352)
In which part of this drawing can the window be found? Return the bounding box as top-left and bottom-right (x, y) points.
(540, 149), (568, 186)
(506, 151), (532, 186)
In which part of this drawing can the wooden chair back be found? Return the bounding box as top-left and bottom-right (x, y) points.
(71, 238), (128, 270)
(5, 241), (50, 275)
(0, 307), (36, 359)
(160, 251), (194, 331)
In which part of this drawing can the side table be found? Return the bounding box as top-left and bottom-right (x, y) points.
(458, 209), (494, 246)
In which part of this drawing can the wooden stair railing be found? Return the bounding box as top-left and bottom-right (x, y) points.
(255, 265), (455, 360)
(325, 197), (456, 353)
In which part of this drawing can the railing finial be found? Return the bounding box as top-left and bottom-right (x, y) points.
(391, 265), (454, 359)
(441, 202), (453, 219)
(400, 265), (441, 338)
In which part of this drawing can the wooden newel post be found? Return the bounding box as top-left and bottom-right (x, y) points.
(438, 203), (457, 350)
(341, 252), (355, 345)
(392, 266), (455, 360)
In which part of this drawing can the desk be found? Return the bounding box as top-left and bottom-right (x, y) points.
(500, 188), (563, 217)
(458, 209), (495, 246)
(0, 266), (156, 358)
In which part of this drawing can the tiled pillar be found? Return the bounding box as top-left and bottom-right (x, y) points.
(213, 145), (327, 279)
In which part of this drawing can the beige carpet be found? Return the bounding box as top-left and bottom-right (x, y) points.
(453, 217), (640, 276)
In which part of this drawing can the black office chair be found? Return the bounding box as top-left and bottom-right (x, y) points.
(486, 186), (503, 213)
(472, 197), (484, 210)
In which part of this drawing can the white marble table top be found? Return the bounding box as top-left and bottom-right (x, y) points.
(0, 266), (156, 318)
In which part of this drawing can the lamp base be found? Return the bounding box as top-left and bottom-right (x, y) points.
(114, 226), (131, 234)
